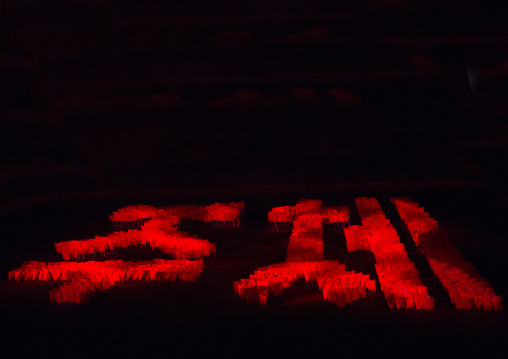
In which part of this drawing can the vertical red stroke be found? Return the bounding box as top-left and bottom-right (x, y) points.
(344, 198), (432, 309)
(391, 197), (502, 310)
(234, 199), (376, 307)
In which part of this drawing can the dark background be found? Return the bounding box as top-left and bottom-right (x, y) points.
(1, 0), (507, 208)
(1, 1), (507, 358)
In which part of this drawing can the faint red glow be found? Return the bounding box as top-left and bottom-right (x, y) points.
(304, 28), (332, 39)
(327, 89), (362, 105)
(497, 61), (508, 71)
(406, 55), (439, 69)
(391, 198), (502, 310)
(291, 89), (318, 103)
